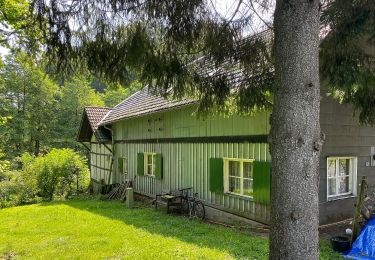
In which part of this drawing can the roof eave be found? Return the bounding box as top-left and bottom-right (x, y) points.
(99, 100), (198, 126)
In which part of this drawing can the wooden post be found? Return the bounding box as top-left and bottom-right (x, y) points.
(352, 176), (367, 243)
(126, 188), (134, 208)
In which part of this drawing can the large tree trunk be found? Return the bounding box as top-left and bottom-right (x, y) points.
(270, 0), (321, 259)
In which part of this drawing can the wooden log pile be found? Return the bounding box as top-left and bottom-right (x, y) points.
(104, 181), (132, 201)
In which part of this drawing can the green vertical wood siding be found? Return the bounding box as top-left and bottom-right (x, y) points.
(113, 105), (270, 141)
(253, 161), (271, 205)
(111, 106), (271, 223)
(114, 141), (271, 223)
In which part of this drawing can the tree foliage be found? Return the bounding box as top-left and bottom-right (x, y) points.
(320, 0), (375, 124)
(0, 0), (42, 53)
(31, 0), (274, 115)
(55, 76), (104, 148)
(0, 149), (90, 207)
(0, 52), (59, 156)
(100, 80), (142, 107)
(29, 148), (90, 200)
(28, 1), (375, 121)
(0, 52), (127, 156)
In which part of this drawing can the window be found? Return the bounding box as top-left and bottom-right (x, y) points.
(224, 158), (254, 197)
(118, 157), (127, 175)
(144, 153), (156, 176)
(327, 157), (357, 200)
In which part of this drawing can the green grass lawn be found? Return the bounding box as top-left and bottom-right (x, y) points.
(0, 198), (341, 259)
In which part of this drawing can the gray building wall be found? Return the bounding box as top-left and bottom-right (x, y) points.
(319, 93), (375, 224)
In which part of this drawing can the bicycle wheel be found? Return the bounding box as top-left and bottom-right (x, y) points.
(181, 197), (190, 215)
(194, 201), (205, 220)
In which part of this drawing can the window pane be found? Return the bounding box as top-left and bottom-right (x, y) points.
(339, 176), (349, 194)
(243, 179), (253, 197)
(147, 165), (152, 175)
(229, 177), (240, 194)
(339, 159), (350, 176)
(243, 162), (252, 178)
(328, 159), (336, 178)
(328, 178), (336, 196)
(228, 161), (240, 177)
(147, 154), (153, 164)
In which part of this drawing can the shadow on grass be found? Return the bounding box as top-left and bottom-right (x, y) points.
(39, 198), (269, 259)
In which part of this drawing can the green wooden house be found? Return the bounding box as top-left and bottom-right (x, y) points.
(78, 87), (375, 225)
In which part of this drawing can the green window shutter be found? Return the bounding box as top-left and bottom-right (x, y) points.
(253, 161), (271, 205)
(154, 154), (163, 180)
(118, 158), (124, 174)
(209, 158), (224, 193)
(137, 153), (144, 176)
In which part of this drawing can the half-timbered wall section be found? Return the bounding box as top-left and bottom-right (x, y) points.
(90, 135), (112, 184)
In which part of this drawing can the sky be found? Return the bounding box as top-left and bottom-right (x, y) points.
(213, 0), (273, 32)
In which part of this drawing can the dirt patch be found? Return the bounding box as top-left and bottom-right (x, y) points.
(0, 252), (17, 260)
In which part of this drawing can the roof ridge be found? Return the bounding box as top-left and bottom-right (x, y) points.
(98, 109), (114, 126)
(85, 106), (112, 110)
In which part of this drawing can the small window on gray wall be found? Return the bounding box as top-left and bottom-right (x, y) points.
(327, 157), (357, 200)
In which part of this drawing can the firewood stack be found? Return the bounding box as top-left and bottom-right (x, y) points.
(105, 181), (132, 201)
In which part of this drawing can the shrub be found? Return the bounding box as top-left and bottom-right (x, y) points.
(0, 177), (40, 208)
(30, 148), (90, 200)
(0, 149), (89, 207)
(0, 151), (11, 181)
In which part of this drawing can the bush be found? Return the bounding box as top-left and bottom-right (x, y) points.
(30, 148), (90, 200)
(0, 148), (90, 207)
(0, 151), (11, 181)
(0, 177), (40, 208)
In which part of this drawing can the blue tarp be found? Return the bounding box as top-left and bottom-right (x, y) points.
(345, 217), (375, 259)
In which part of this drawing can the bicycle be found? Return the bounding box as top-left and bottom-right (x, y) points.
(181, 191), (205, 220)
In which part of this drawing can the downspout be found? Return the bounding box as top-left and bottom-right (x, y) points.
(104, 125), (115, 184)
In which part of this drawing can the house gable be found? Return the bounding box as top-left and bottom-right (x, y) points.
(77, 107), (112, 143)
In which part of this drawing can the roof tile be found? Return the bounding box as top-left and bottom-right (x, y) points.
(100, 88), (195, 125)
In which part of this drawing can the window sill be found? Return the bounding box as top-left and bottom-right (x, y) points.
(327, 194), (356, 202)
(224, 192), (254, 201)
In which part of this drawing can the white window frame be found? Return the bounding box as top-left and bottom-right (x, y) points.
(326, 156), (357, 200)
(144, 152), (156, 176)
(223, 158), (255, 198)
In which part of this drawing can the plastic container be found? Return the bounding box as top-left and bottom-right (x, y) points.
(331, 236), (351, 252)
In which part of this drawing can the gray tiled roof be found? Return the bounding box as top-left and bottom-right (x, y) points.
(100, 88), (196, 125)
